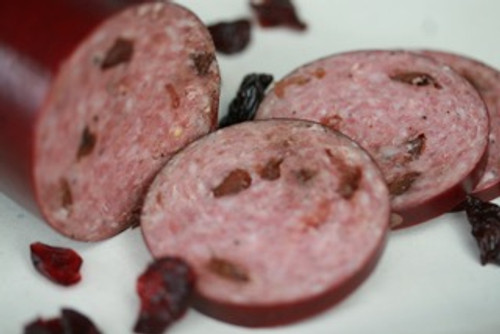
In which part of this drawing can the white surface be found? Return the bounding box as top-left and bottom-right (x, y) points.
(1, 0), (500, 333)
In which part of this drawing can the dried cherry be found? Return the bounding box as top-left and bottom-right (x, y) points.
(134, 257), (196, 334)
(30, 242), (83, 286)
(208, 19), (252, 55)
(464, 195), (500, 265)
(218, 73), (273, 128)
(250, 0), (307, 30)
(24, 308), (101, 334)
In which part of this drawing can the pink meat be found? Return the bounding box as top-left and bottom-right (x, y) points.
(422, 50), (500, 201)
(141, 119), (390, 327)
(32, 2), (220, 241)
(256, 50), (489, 228)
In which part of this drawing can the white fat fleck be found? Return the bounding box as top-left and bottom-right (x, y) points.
(171, 127), (183, 137)
(92, 30), (109, 44)
(136, 5), (150, 17)
(188, 163), (199, 175)
(379, 145), (399, 159)
(455, 107), (466, 119)
(53, 208), (69, 221)
(153, 2), (164, 13)
(164, 27), (183, 52)
(124, 98), (134, 113)
(482, 171), (497, 184)
(196, 182), (205, 194)
(121, 32), (135, 40)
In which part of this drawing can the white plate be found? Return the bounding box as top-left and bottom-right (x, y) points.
(2, 0), (500, 333)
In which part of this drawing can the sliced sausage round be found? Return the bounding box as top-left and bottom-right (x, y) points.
(141, 119), (390, 327)
(32, 2), (220, 241)
(256, 50), (489, 228)
(421, 50), (500, 201)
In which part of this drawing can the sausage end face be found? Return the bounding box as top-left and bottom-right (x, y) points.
(141, 119), (390, 326)
(33, 2), (220, 241)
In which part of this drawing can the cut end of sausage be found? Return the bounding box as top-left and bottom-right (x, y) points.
(141, 119), (390, 327)
(256, 50), (489, 227)
(33, 2), (220, 241)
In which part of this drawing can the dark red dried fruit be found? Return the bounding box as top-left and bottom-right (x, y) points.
(60, 178), (73, 209)
(190, 52), (215, 76)
(295, 168), (317, 183)
(406, 133), (426, 160)
(387, 171), (421, 196)
(76, 126), (96, 161)
(219, 73), (273, 128)
(258, 157), (283, 180)
(464, 196), (500, 265)
(30, 242), (83, 286)
(100, 37), (134, 70)
(212, 169), (252, 197)
(207, 257), (250, 283)
(208, 19), (252, 55)
(24, 308), (101, 334)
(134, 257), (195, 334)
(389, 72), (442, 89)
(250, 0), (307, 30)
(24, 318), (63, 334)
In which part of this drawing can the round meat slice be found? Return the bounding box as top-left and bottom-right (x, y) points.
(256, 50), (489, 228)
(141, 119), (390, 327)
(33, 2), (220, 241)
(421, 50), (500, 201)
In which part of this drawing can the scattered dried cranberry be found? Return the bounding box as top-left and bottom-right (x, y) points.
(218, 73), (273, 128)
(250, 0), (307, 30)
(464, 195), (500, 265)
(134, 257), (196, 334)
(24, 308), (101, 334)
(208, 19), (252, 55)
(30, 242), (83, 286)
(24, 318), (63, 334)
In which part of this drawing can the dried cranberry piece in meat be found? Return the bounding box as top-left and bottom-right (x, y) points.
(208, 19), (252, 55)
(29, 242), (83, 286)
(464, 195), (500, 265)
(219, 73), (273, 128)
(250, 0), (307, 30)
(134, 257), (196, 334)
(24, 308), (101, 334)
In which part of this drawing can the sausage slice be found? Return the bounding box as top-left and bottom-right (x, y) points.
(141, 119), (390, 327)
(256, 50), (489, 227)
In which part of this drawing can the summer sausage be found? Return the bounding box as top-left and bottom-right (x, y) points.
(141, 119), (390, 327)
(1, 2), (220, 241)
(256, 50), (489, 228)
(421, 50), (500, 201)
(0, 0), (138, 207)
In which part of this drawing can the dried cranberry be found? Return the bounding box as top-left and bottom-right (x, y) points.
(134, 257), (196, 334)
(218, 73), (273, 128)
(30, 242), (83, 286)
(24, 308), (101, 334)
(24, 318), (63, 334)
(464, 195), (500, 265)
(250, 0), (307, 30)
(208, 19), (252, 55)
